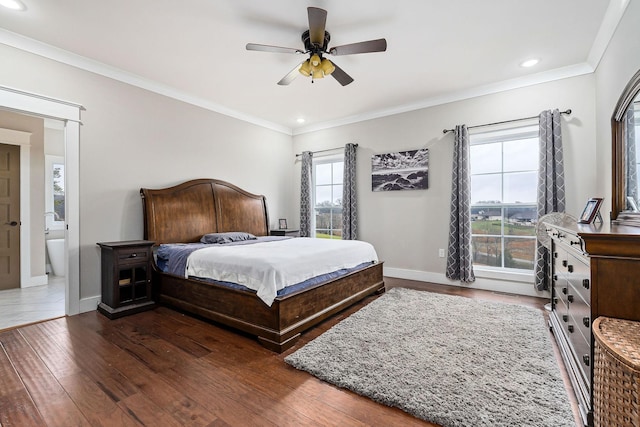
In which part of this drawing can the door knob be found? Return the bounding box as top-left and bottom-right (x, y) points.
(5, 221), (18, 226)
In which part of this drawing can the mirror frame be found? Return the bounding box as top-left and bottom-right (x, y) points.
(611, 68), (640, 223)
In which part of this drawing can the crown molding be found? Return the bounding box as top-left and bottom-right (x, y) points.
(0, 28), (293, 135)
(292, 62), (594, 136)
(586, 0), (630, 70)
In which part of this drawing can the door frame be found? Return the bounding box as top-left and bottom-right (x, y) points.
(0, 85), (82, 316)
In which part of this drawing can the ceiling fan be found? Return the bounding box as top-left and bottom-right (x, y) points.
(246, 7), (387, 86)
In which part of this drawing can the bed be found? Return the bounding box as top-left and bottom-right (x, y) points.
(140, 178), (385, 352)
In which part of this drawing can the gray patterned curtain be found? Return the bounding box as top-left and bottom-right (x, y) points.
(625, 107), (638, 208)
(342, 143), (358, 240)
(446, 125), (475, 283)
(534, 109), (565, 291)
(300, 151), (313, 237)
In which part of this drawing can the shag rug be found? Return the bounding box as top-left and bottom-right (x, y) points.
(285, 287), (574, 427)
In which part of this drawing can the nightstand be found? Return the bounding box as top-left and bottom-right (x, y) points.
(97, 240), (155, 319)
(270, 229), (300, 237)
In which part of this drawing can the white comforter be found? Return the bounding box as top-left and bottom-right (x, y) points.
(185, 237), (379, 306)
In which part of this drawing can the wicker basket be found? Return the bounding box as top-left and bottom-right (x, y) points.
(593, 316), (640, 427)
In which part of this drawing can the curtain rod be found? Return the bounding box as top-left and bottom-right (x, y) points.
(442, 109), (572, 134)
(295, 143), (358, 157)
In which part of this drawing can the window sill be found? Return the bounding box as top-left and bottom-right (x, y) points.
(472, 266), (534, 284)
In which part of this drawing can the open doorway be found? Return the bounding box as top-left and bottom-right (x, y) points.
(0, 114), (66, 330)
(0, 85), (82, 329)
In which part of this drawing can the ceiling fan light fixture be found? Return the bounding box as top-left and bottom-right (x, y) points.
(299, 60), (312, 77)
(312, 69), (324, 79)
(320, 58), (335, 75)
(310, 54), (321, 67)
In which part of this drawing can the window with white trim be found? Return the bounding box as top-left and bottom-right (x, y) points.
(470, 125), (538, 272)
(313, 157), (343, 239)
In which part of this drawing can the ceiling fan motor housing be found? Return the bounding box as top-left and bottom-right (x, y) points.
(302, 29), (331, 57)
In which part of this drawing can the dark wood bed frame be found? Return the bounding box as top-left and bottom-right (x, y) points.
(140, 178), (384, 352)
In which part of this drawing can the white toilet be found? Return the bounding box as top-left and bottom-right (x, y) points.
(46, 238), (65, 277)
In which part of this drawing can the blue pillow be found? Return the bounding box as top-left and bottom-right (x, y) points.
(200, 231), (257, 244)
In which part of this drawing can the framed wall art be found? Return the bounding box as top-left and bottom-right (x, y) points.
(371, 148), (429, 191)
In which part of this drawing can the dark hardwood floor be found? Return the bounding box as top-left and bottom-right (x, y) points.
(0, 278), (580, 426)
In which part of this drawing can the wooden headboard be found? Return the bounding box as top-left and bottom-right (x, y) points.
(140, 179), (270, 244)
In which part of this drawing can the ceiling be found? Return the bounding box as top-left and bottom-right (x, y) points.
(0, 0), (623, 135)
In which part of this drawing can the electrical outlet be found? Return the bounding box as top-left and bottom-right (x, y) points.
(439, 248), (445, 258)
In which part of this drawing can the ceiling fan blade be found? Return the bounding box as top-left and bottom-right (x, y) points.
(277, 62), (303, 86)
(308, 7), (327, 46)
(329, 39), (387, 56)
(330, 62), (354, 86)
(246, 43), (304, 54)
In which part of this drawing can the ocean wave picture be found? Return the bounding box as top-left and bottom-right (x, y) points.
(371, 149), (429, 191)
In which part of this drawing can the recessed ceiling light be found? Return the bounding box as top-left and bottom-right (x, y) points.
(520, 58), (539, 68)
(296, 118), (306, 124)
(0, 0), (26, 11)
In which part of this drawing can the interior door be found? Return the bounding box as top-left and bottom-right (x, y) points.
(0, 143), (20, 290)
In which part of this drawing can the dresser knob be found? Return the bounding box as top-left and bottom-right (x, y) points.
(568, 325), (574, 333)
(130, 253), (137, 258)
(562, 287), (567, 295)
(567, 265), (574, 273)
(554, 252), (558, 258)
(570, 241), (580, 246)
(582, 279), (590, 289)
(567, 295), (574, 303)
(553, 274), (558, 281)
(562, 315), (568, 322)
(583, 355), (590, 366)
(562, 260), (568, 267)
(583, 317), (590, 327)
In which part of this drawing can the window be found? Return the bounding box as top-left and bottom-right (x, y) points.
(469, 125), (538, 271)
(45, 155), (65, 231)
(313, 158), (343, 239)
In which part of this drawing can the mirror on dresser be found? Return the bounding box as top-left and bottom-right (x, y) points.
(612, 68), (640, 224)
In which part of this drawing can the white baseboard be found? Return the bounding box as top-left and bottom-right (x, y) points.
(383, 266), (549, 299)
(79, 295), (101, 313)
(22, 274), (48, 288)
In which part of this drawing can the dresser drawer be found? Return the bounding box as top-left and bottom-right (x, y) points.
(556, 282), (571, 310)
(568, 293), (591, 343)
(554, 290), (569, 321)
(566, 252), (590, 305)
(565, 316), (591, 384)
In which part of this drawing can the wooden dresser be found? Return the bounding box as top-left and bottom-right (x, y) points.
(547, 222), (640, 427)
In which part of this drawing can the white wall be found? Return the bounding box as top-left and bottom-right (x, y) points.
(594, 0), (640, 216)
(293, 74), (597, 296)
(0, 44), (293, 304)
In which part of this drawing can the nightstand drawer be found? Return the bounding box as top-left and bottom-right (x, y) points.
(117, 248), (150, 265)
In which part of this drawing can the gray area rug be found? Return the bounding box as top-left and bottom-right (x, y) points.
(285, 287), (574, 427)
